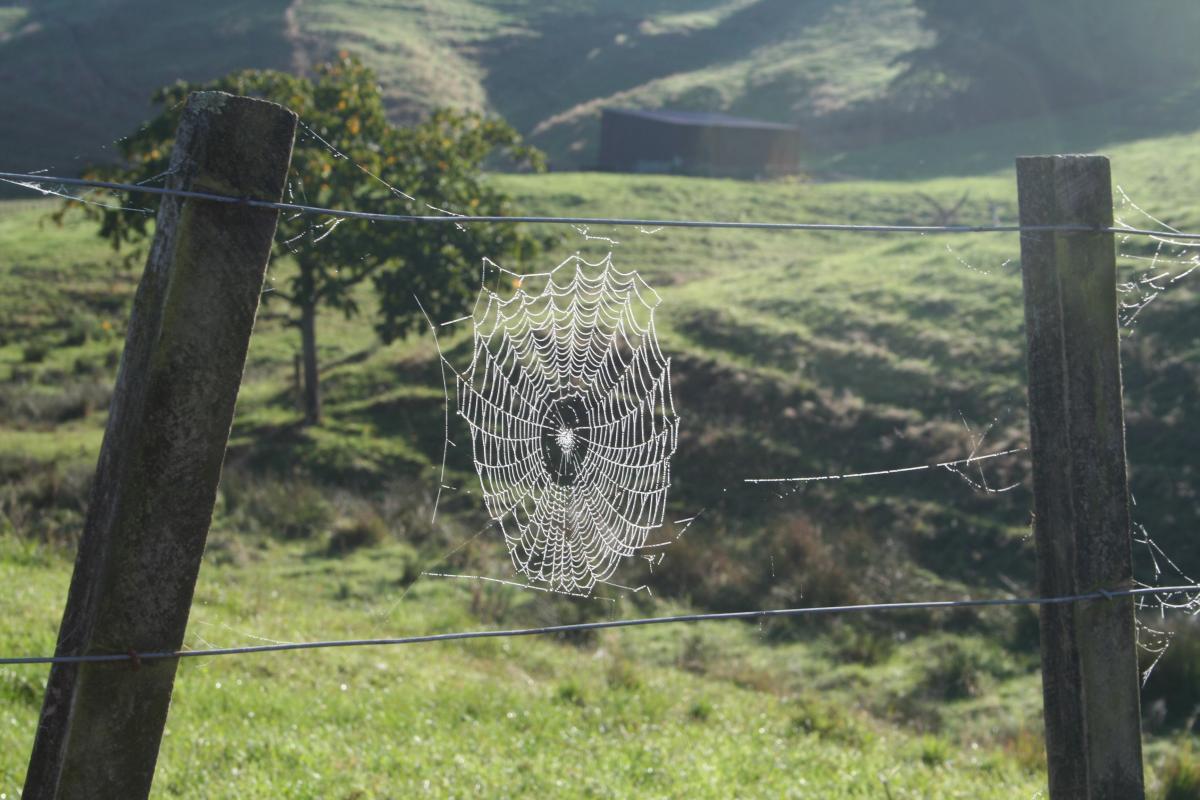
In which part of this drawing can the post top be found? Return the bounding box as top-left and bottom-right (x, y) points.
(1016, 153), (1110, 164)
(186, 89), (294, 120)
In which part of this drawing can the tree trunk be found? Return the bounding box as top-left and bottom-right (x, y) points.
(300, 298), (320, 425)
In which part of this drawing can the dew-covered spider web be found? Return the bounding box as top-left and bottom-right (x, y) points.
(1109, 186), (1200, 678)
(1115, 185), (1200, 328)
(454, 253), (678, 595)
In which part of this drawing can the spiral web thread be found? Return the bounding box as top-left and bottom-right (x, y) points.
(457, 254), (678, 595)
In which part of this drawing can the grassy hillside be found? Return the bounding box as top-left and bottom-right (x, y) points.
(0, 0), (295, 175)
(5, 122), (1200, 608)
(9, 0), (1200, 182)
(0, 0), (925, 173)
(292, 0), (926, 163)
(822, 80), (1200, 180)
(3, 114), (1200, 794)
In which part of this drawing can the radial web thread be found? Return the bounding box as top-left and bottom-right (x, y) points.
(457, 254), (678, 595)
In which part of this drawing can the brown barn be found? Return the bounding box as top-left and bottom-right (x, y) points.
(597, 108), (801, 178)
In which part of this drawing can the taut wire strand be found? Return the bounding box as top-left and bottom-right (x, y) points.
(1, 171), (1196, 239)
(744, 446), (1025, 483)
(1, 584), (1195, 666)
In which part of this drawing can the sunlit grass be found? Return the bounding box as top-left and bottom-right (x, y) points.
(0, 535), (1048, 798)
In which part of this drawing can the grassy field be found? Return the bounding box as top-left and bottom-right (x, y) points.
(0, 534), (1054, 799)
(3, 111), (1200, 794)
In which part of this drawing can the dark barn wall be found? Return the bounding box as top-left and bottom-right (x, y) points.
(598, 110), (800, 178)
(598, 112), (684, 173)
(692, 125), (801, 177)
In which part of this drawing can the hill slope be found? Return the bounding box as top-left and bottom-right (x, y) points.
(3, 127), (1200, 792)
(0, 0), (295, 174)
(8, 0), (1200, 181)
(1, 0), (925, 172)
(4, 124), (1200, 612)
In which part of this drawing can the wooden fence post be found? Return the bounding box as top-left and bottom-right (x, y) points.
(1016, 155), (1145, 800)
(22, 92), (297, 800)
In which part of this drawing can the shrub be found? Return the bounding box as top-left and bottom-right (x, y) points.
(787, 695), (866, 745)
(918, 637), (1016, 701)
(327, 511), (389, 555)
(0, 378), (112, 424)
(1002, 723), (1046, 773)
(376, 480), (436, 544)
(914, 735), (952, 768)
(676, 632), (715, 674)
(510, 594), (608, 646)
(606, 657), (642, 691)
(648, 513), (859, 638)
(22, 342), (49, 363)
(62, 318), (100, 347)
(202, 534), (258, 568)
(687, 699), (713, 722)
(225, 477), (334, 541)
(0, 670), (42, 709)
(1007, 604), (1041, 653)
(51, 379), (110, 421)
(1141, 617), (1200, 732)
(555, 680), (587, 707)
(928, 644), (985, 699)
(72, 355), (101, 376)
(0, 456), (93, 544)
(831, 624), (896, 665)
(469, 581), (515, 625)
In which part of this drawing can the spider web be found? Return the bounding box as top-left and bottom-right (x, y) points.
(1115, 184), (1200, 328)
(1110, 186), (1200, 678)
(455, 253), (678, 595)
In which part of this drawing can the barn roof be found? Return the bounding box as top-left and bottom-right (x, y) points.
(603, 107), (798, 132)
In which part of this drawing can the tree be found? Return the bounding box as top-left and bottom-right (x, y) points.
(63, 54), (545, 424)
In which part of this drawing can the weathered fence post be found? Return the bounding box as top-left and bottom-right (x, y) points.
(1016, 155), (1144, 800)
(23, 92), (296, 799)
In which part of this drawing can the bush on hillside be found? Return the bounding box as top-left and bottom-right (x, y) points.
(1141, 617), (1200, 733)
(0, 456), (93, 544)
(326, 511), (389, 555)
(649, 513), (861, 638)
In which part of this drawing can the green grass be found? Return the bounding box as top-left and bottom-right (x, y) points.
(821, 79), (1200, 181)
(9, 0), (1200, 181)
(4, 102), (1200, 795)
(0, 1), (295, 180)
(0, 0), (924, 175)
(0, 531), (1191, 796)
(0, 534), (1050, 798)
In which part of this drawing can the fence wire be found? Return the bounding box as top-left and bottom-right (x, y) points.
(1, 584), (1196, 667)
(3, 171), (1199, 239)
